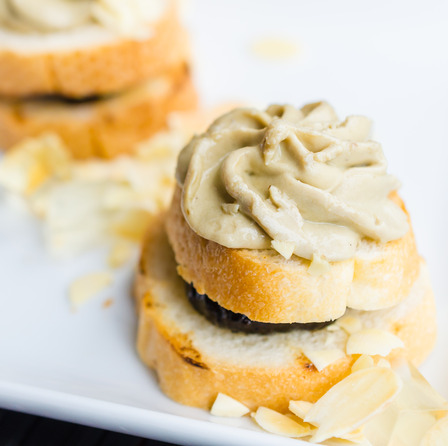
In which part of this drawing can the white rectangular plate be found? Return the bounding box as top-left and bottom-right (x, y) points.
(0, 1), (447, 445)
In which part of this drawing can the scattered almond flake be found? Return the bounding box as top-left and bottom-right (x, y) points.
(320, 439), (368, 446)
(351, 355), (374, 373)
(336, 427), (367, 444)
(253, 406), (311, 438)
(363, 401), (400, 445)
(302, 349), (346, 372)
(271, 240), (295, 259)
(110, 209), (153, 241)
(102, 298), (114, 309)
(346, 329), (404, 357)
(0, 106), (228, 258)
(289, 400), (314, 421)
(308, 254), (331, 276)
(251, 37), (299, 61)
(285, 413), (315, 428)
(221, 203), (240, 215)
(336, 315), (362, 335)
(108, 240), (135, 268)
(394, 361), (448, 412)
(388, 409), (437, 446)
(420, 414), (448, 445)
(210, 393), (250, 418)
(305, 367), (402, 443)
(376, 358), (391, 368)
(0, 133), (72, 195)
(69, 272), (112, 310)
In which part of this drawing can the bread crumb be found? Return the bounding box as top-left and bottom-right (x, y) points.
(251, 37), (299, 61)
(102, 298), (114, 309)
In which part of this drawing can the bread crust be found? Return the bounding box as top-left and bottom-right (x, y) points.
(135, 214), (436, 412)
(0, 4), (189, 98)
(165, 187), (420, 323)
(0, 64), (197, 159)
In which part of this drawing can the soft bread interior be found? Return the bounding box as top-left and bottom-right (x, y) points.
(134, 215), (437, 410)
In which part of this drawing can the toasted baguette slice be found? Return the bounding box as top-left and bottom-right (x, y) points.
(166, 187), (420, 323)
(0, 2), (189, 98)
(0, 64), (197, 159)
(135, 214), (436, 412)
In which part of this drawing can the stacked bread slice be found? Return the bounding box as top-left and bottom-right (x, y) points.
(0, 2), (197, 158)
(134, 104), (436, 413)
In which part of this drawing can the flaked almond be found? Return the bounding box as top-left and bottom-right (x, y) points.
(305, 367), (402, 443)
(271, 240), (295, 259)
(108, 240), (134, 268)
(346, 329), (404, 357)
(351, 355), (374, 373)
(336, 316), (362, 335)
(302, 349), (346, 372)
(0, 133), (72, 195)
(221, 203), (240, 215)
(210, 393), (250, 417)
(110, 208), (152, 241)
(376, 358), (391, 368)
(394, 361), (448, 412)
(421, 415), (448, 446)
(308, 254), (331, 276)
(289, 400), (314, 420)
(251, 37), (299, 61)
(319, 437), (369, 445)
(69, 271), (112, 310)
(388, 410), (436, 446)
(337, 427), (367, 444)
(253, 406), (311, 438)
(363, 402), (399, 445)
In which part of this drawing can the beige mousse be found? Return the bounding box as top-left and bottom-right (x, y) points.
(177, 102), (408, 262)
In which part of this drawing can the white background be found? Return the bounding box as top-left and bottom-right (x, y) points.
(0, 1), (447, 445)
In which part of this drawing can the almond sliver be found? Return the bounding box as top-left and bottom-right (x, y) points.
(289, 400), (314, 420)
(420, 415), (448, 446)
(271, 240), (295, 259)
(69, 271), (112, 309)
(108, 241), (134, 268)
(302, 349), (346, 372)
(320, 438), (369, 445)
(363, 402), (399, 445)
(388, 410), (437, 446)
(376, 358), (391, 368)
(308, 253), (331, 276)
(394, 361), (448, 412)
(337, 427), (368, 444)
(210, 393), (250, 417)
(253, 406), (311, 437)
(351, 355), (374, 373)
(305, 367), (402, 443)
(346, 329), (404, 357)
(336, 315), (362, 335)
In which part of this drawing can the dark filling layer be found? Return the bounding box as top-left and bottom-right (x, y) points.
(186, 282), (335, 334)
(34, 94), (104, 104)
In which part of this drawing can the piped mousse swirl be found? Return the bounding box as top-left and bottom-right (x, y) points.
(177, 102), (408, 262)
(0, 0), (167, 37)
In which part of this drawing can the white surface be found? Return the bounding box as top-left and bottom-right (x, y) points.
(0, 1), (447, 445)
